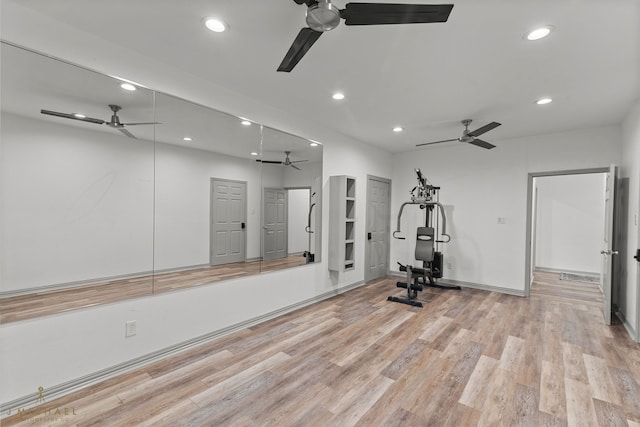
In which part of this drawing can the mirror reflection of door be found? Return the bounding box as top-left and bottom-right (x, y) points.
(263, 188), (287, 261)
(211, 178), (247, 265)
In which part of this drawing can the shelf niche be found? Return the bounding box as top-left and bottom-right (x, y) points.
(329, 175), (356, 272)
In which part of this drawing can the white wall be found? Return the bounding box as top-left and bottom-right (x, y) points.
(1, 113), (155, 290)
(621, 98), (640, 339)
(0, 113), (270, 291)
(534, 173), (605, 273)
(391, 126), (622, 293)
(287, 188), (310, 255)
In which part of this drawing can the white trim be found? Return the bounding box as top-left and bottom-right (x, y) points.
(388, 272), (526, 297)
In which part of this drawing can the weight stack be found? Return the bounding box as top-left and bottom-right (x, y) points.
(433, 251), (443, 278)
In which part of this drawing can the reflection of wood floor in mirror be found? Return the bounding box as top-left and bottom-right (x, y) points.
(2, 277), (639, 426)
(0, 255), (308, 324)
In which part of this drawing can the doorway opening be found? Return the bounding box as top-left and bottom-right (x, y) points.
(525, 167), (616, 323)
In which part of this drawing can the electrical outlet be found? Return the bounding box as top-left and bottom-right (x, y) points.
(497, 217), (506, 225)
(446, 262), (452, 270)
(125, 320), (137, 337)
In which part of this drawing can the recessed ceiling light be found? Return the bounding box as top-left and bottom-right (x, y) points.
(73, 113), (86, 119)
(241, 120), (252, 126)
(120, 83), (136, 91)
(332, 92), (345, 100)
(525, 26), (553, 41)
(251, 152), (258, 156)
(310, 142), (319, 147)
(536, 97), (553, 105)
(204, 17), (227, 33)
(393, 126), (404, 132)
(183, 137), (193, 142)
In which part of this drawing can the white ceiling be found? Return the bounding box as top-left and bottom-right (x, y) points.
(6, 0), (640, 153)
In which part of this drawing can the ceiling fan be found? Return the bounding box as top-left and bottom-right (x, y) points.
(257, 151), (308, 170)
(40, 104), (160, 139)
(278, 0), (454, 72)
(417, 119), (502, 150)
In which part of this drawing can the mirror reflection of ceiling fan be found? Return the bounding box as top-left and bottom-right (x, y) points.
(278, 0), (454, 72)
(257, 151), (308, 170)
(417, 119), (502, 150)
(40, 104), (160, 139)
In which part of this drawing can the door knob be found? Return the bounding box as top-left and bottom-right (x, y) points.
(600, 249), (619, 255)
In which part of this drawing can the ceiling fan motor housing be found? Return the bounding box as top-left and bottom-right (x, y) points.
(306, 1), (341, 31)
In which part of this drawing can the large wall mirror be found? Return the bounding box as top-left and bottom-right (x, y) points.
(0, 42), (322, 323)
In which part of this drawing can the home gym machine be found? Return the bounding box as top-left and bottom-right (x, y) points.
(388, 169), (460, 308)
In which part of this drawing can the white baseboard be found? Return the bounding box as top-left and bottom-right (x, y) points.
(389, 271), (526, 297)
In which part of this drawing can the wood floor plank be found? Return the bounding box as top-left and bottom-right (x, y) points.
(562, 341), (589, 383)
(3, 275), (639, 427)
(565, 377), (598, 427)
(499, 334), (525, 372)
(539, 360), (567, 420)
(476, 367), (517, 426)
(583, 353), (622, 405)
(592, 398), (630, 427)
(459, 354), (500, 409)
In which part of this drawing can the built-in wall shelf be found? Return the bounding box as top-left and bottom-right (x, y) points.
(329, 175), (356, 272)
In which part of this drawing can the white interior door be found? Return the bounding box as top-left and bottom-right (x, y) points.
(601, 165), (618, 325)
(366, 177), (391, 281)
(211, 179), (246, 265)
(263, 188), (287, 261)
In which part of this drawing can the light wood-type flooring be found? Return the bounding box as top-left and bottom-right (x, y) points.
(531, 269), (604, 308)
(0, 256), (307, 324)
(3, 274), (639, 426)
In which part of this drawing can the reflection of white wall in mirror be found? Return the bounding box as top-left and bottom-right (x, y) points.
(287, 189), (310, 255)
(1, 113), (155, 292)
(154, 143), (262, 268)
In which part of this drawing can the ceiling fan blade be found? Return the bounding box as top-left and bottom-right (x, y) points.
(290, 159), (308, 163)
(290, 164), (302, 170)
(277, 27), (323, 72)
(468, 138), (495, 150)
(117, 128), (137, 139)
(121, 122), (162, 126)
(340, 3), (453, 26)
(416, 137), (459, 147)
(41, 109), (105, 125)
(256, 160), (284, 164)
(467, 121), (501, 138)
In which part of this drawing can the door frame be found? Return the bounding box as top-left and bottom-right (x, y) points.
(210, 178), (247, 266)
(636, 179), (640, 341)
(365, 175), (392, 282)
(525, 167), (610, 294)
